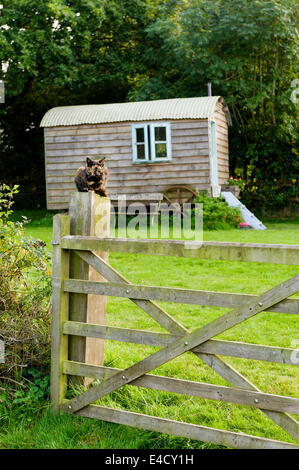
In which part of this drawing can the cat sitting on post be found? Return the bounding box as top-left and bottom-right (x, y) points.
(74, 157), (109, 197)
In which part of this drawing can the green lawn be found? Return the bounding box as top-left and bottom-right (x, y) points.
(1, 212), (298, 449)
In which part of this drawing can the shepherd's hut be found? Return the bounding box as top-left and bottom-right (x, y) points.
(40, 96), (232, 210)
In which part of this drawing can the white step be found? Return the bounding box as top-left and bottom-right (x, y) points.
(221, 192), (266, 230)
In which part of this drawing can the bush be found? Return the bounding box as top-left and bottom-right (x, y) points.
(193, 192), (243, 230)
(241, 183), (299, 218)
(0, 184), (52, 391)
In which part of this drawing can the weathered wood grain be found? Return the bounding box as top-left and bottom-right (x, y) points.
(62, 322), (299, 365)
(45, 123), (131, 135)
(51, 214), (70, 412)
(85, 195), (110, 386)
(62, 275), (299, 413)
(67, 404), (299, 449)
(71, 249), (299, 440)
(47, 171), (209, 188)
(44, 117), (220, 210)
(213, 106), (229, 184)
(62, 251), (299, 440)
(61, 236), (299, 265)
(62, 361), (299, 414)
(63, 279), (299, 315)
(72, 251), (191, 335)
(47, 160), (210, 176)
(68, 193), (92, 369)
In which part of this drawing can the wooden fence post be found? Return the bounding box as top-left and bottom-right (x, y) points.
(51, 214), (70, 411)
(68, 192), (110, 385)
(85, 194), (110, 385)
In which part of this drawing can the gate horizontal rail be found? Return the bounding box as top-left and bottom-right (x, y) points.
(63, 321), (298, 365)
(63, 279), (299, 314)
(73, 404), (297, 450)
(52, 213), (299, 449)
(61, 236), (299, 265)
(62, 361), (298, 414)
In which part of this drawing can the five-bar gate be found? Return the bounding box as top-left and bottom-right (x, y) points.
(51, 213), (299, 449)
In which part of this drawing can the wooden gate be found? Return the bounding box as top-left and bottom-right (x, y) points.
(51, 213), (299, 449)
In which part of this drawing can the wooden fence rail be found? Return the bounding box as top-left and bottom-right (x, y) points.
(63, 321), (298, 365)
(63, 278), (299, 314)
(61, 236), (299, 265)
(51, 197), (299, 450)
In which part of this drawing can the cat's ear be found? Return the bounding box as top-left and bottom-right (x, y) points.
(98, 157), (106, 166)
(86, 157), (93, 167)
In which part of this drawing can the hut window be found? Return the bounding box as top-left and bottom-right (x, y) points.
(132, 122), (171, 163)
(132, 124), (149, 162)
(150, 123), (172, 161)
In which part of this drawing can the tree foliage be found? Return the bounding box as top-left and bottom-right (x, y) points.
(0, 0), (298, 211)
(0, 0), (158, 206)
(130, 0), (299, 210)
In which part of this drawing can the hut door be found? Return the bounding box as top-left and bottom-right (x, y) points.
(211, 120), (218, 187)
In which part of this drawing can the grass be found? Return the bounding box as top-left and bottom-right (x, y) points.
(0, 210), (298, 449)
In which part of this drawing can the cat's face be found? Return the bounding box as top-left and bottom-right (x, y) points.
(86, 157), (106, 180)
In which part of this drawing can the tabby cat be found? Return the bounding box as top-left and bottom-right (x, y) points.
(74, 157), (109, 197)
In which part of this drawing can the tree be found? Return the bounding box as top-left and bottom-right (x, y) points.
(0, 0), (159, 207)
(130, 0), (299, 211)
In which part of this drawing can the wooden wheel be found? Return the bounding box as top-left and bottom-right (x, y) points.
(163, 185), (198, 206)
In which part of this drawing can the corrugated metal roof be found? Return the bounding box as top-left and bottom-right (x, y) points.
(40, 96), (230, 127)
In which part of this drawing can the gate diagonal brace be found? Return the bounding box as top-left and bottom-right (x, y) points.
(63, 269), (299, 419)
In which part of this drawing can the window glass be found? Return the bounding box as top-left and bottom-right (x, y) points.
(155, 143), (167, 159)
(137, 144), (146, 159)
(136, 128), (145, 143)
(154, 127), (166, 141)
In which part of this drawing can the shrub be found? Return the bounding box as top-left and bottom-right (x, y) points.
(0, 184), (52, 391)
(193, 192), (243, 230)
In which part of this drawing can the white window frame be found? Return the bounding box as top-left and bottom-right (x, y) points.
(149, 122), (172, 162)
(131, 122), (172, 163)
(132, 123), (149, 163)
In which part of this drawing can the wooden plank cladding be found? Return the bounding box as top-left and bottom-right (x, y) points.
(61, 236), (299, 265)
(47, 163), (210, 181)
(214, 104), (229, 185)
(44, 107), (229, 209)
